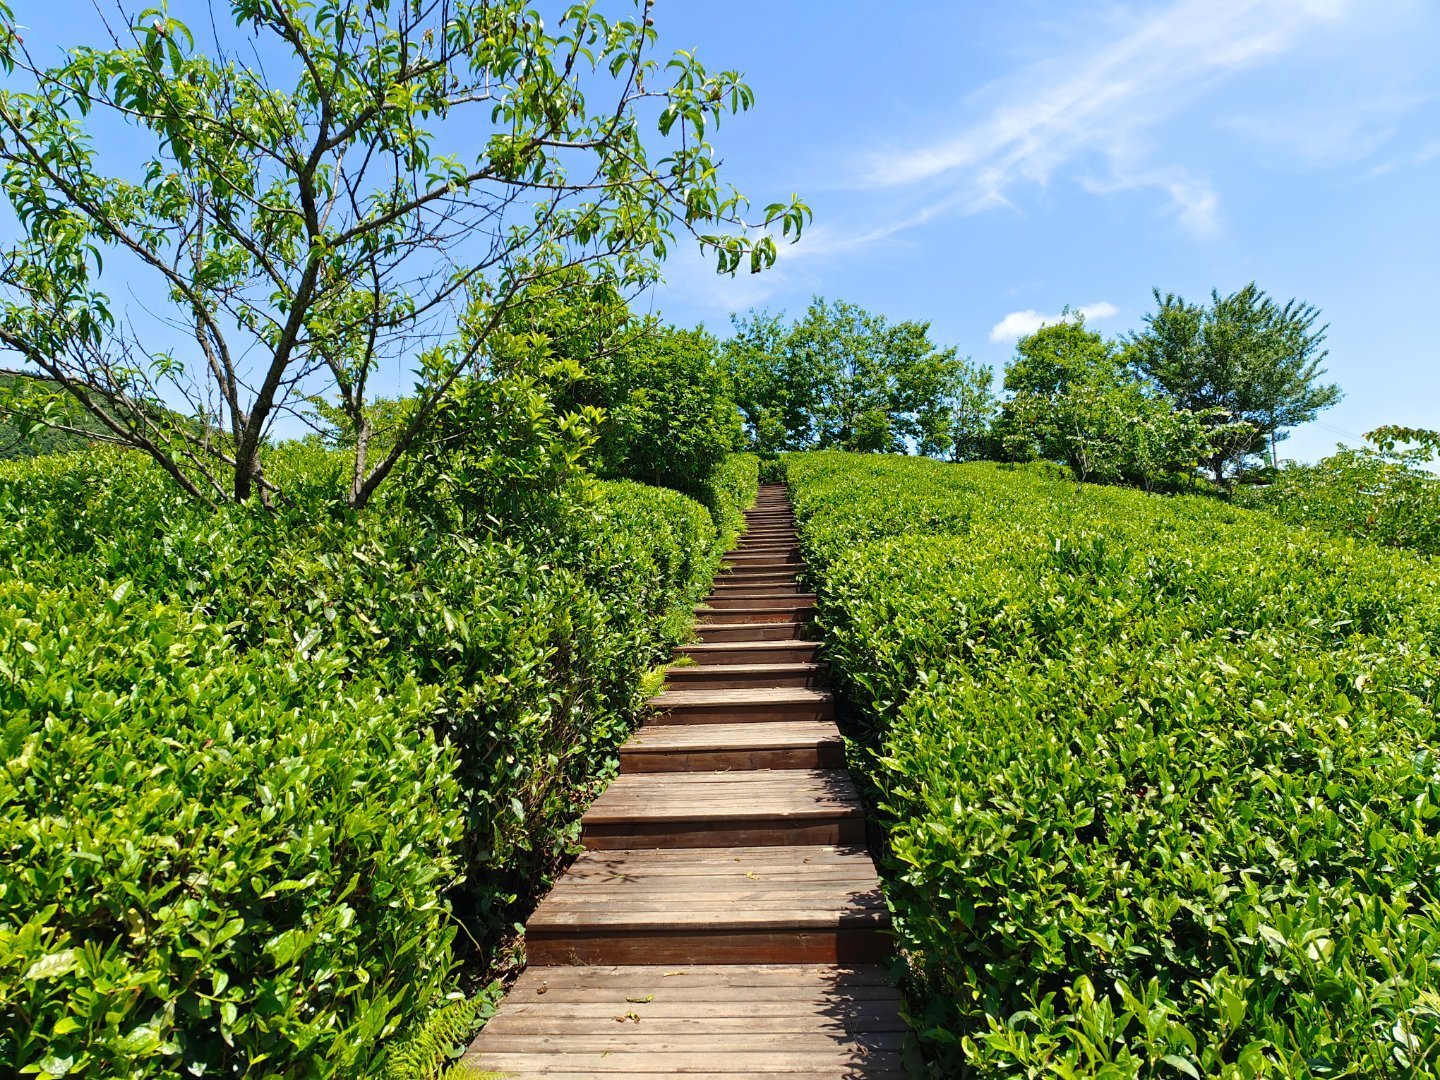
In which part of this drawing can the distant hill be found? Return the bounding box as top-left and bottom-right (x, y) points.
(0, 372), (112, 461)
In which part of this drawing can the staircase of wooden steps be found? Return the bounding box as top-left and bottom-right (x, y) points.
(463, 484), (910, 1078)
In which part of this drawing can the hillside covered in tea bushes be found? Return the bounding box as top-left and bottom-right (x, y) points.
(786, 452), (1440, 1077)
(0, 445), (757, 1077)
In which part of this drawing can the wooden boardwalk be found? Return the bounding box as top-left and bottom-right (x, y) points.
(463, 484), (909, 1078)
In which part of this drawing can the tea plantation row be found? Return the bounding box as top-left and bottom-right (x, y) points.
(786, 452), (1440, 1078)
(0, 447), (757, 1077)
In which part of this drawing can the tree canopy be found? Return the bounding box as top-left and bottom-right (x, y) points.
(999, 315), (1210, 490)
(1125, 284), (1340, 481)
(0, 0), (807, 507)
(723, 297), (988, 457)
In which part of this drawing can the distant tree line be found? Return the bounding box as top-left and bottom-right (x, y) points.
(723, 298), (994, 460)
(3, 268), (1346, 502)
(993, 285), (1341, 490)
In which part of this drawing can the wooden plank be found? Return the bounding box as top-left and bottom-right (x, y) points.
(526, 930), (890, 965)
(511, 963), (895, 988)
(702, 593), (816, 610)
(487, 1002), (904, 1024)
(622, 720), (842, 771)
(582, 821), (866, 850)
(685, 613), (812, 630)
(475, 1033), (904, 1054)
(649, 687), (832, 721)
(695, 622), (809, 643)
(663, 662), (822, 688)
(627, 719), (841, 748)
(464, 1073), (904, 1079)
(648, 688), (833, 709)
(679, 641), (820, 665)
(465, 1053), (906, 1076)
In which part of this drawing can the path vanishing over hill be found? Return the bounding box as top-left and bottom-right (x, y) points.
(463, 483), (911, 1077)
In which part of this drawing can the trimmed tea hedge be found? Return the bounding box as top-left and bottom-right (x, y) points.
(0, 447), (754, 1077)
(786, 451), (1440, 1078)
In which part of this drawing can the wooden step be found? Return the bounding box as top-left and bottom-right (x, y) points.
(694, 605), (815, 625)
(463, 964), (907, 1077)
(666, 662), (823, 689)
(708, 585), (807, 601)
(623, 719), (843, 771)
(582, 769), (866, 848)
(715, 572), (802, 588)
(696, 621), (808, 642)
(724, 561), (802, 572)
(704, 593), (816, 610)
(649, 686), (834, 724)
(524, 846), (886, 963)
(679, 641), (820, 665)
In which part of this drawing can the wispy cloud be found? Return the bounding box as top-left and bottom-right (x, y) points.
(1225, 90), (1429, 170)
(989, 301), (1118, 344)
(851, 0), (1350, 240)
(1369, 136), (1440, 178)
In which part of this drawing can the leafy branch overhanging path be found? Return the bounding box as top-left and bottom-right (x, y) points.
(463, 483), (911, 1077)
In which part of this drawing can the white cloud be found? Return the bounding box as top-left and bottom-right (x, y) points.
(850, 0), (1354, 240)
(989, 302), (1118, 344)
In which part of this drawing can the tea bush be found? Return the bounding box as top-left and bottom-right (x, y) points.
(787, 451), (1440, 1078)
(0, 447), (753, 1077)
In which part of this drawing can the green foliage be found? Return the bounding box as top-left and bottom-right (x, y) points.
(701, 453), (760, 546)
(0, 372), (109, 459)
(308, 396), (418, 454)
(0, 0), (806, 506)
(0, 444), (749, 1076)
(942, 362), (997, 463)
(380, 991), (503, 1080)
(0, 578), (462, 1077)
(590, 325), (743, 503)
(458, 266), (743, 510)
(1125, 284), (1341, 481)
(1240, 429), (1440, 555)
(758, 456), (788, 485)
(723, 309), (806, 457)
(399, 355), (602, 542)
(724, 297), (989, 456)
(787, 451), (1440, 1077)
(1000, 317), (1210, 490)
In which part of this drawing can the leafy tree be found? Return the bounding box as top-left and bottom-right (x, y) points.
(589, 324), (742, 502)
(1240, 426), (1440, 554)
(938, 362), (997, 462)
(723, 309), (813, 454)
(0, 0), (807, 507)
(1125, 284), (1341, 482)
(997, 315), (1116, 466)
(1001, 316), (1208, 489)
(466, 263), (740, 503)
(724, 297), (975, 456)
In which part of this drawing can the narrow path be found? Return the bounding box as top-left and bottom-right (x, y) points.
(463, 484), (908, 1078)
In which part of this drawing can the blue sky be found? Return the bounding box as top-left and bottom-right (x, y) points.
(643, 0), (1440, 462)
(8, 0), (1437, 460)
